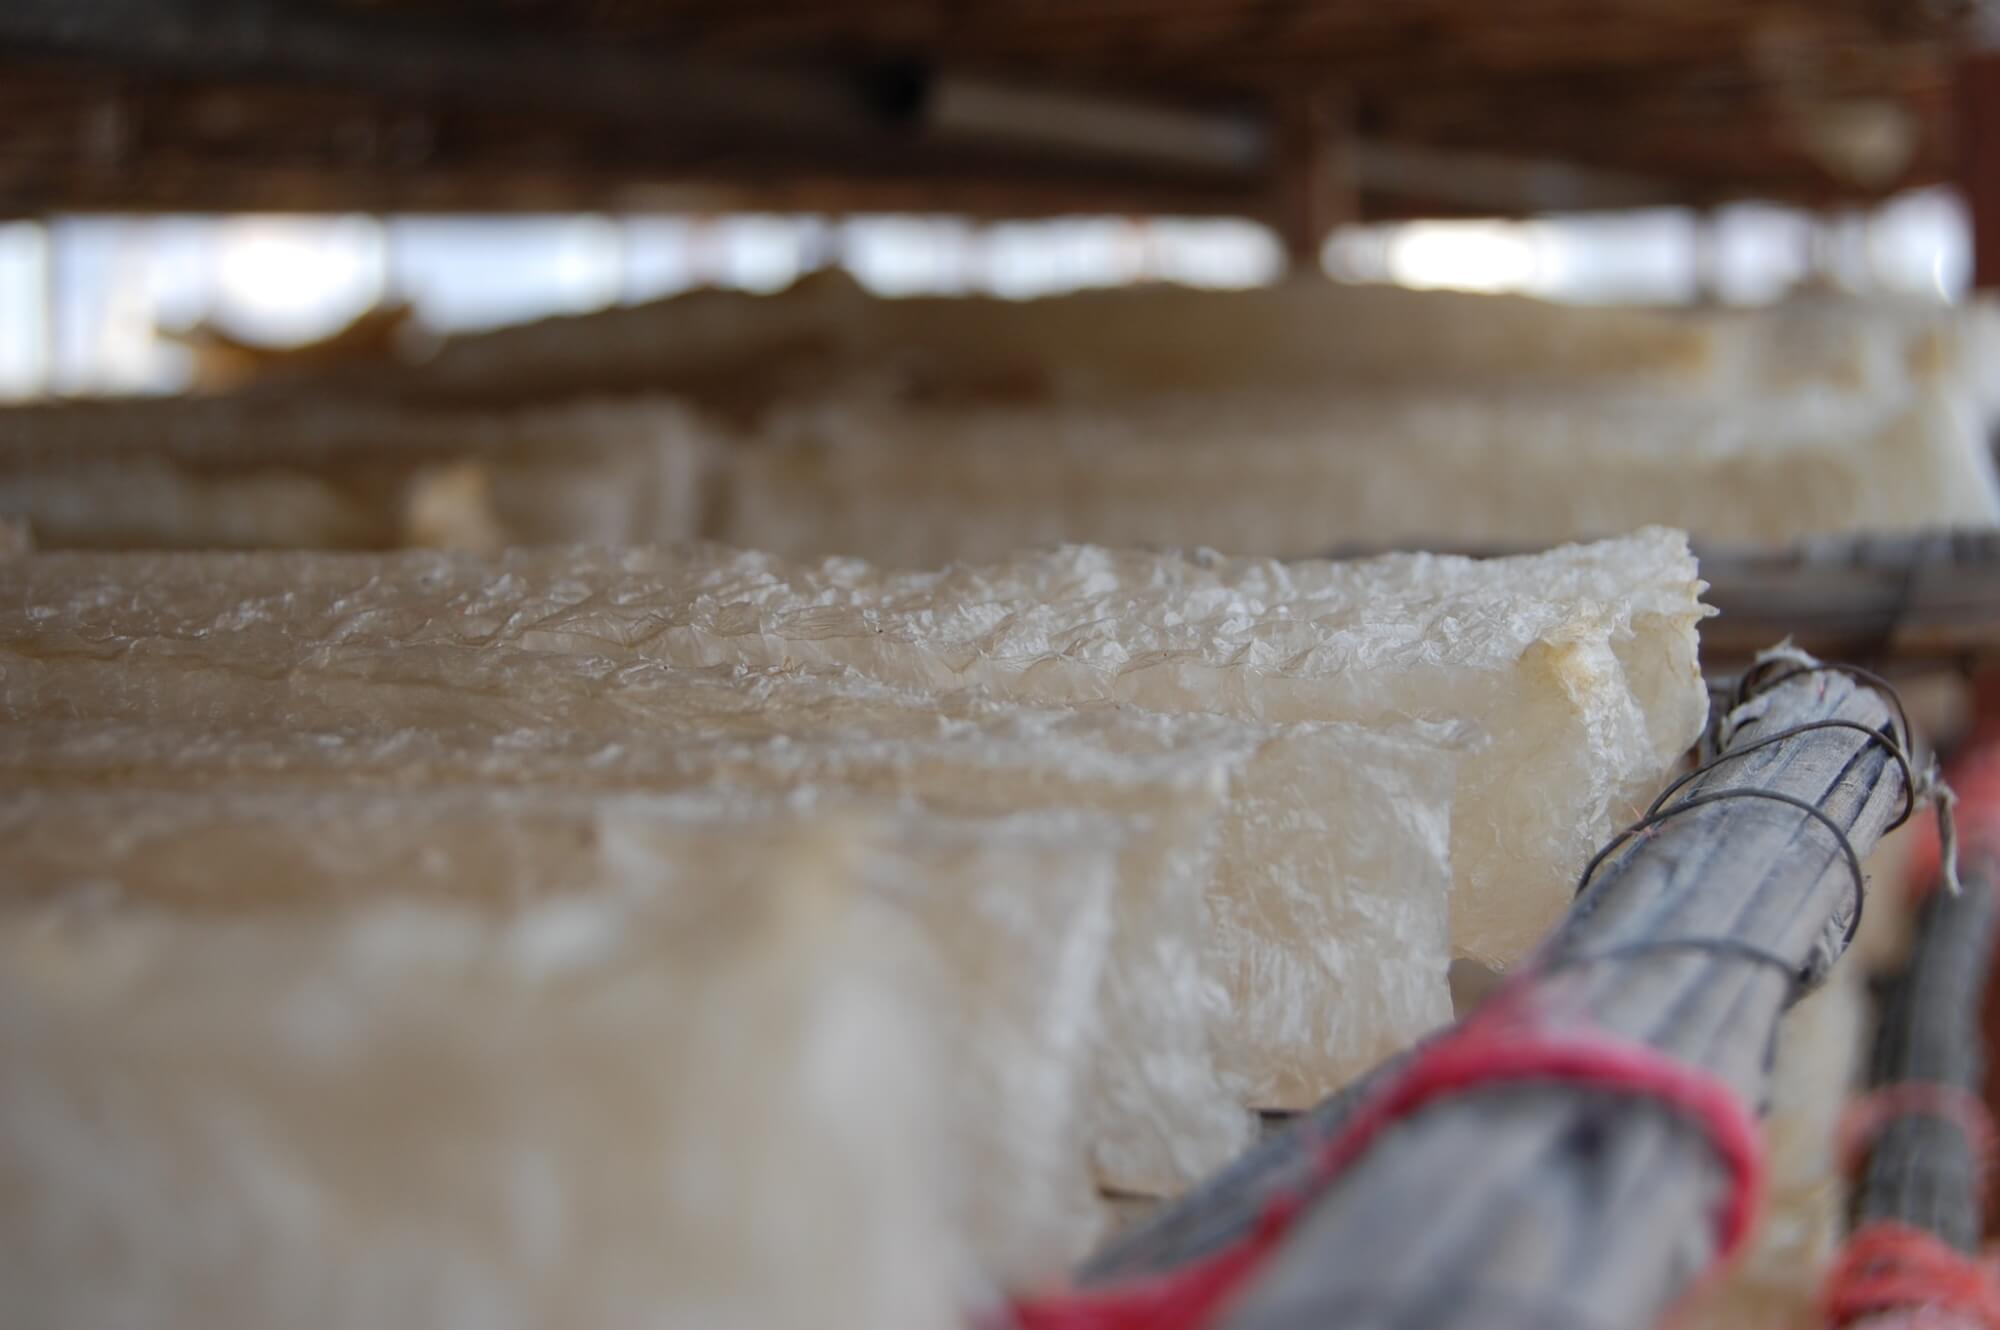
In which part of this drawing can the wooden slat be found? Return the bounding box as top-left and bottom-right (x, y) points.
(1697, 532), (2000, 667)
(1318, 533), (2000, 670)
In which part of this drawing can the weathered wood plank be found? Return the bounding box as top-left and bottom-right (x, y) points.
(1318, 532), (2000, 669)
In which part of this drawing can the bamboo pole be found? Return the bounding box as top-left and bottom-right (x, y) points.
(1081, 1063), (1407, 1284)
(1069, 651), (1922, 1329)
(1850, 855), (1996, 1253)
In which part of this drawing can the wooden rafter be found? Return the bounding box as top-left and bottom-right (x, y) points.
(0, 0), (1980, 217)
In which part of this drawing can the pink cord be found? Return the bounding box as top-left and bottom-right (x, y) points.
(1823, 1223), (2000, 1330)
(1823, 1084), (2000, 1329)
(1007, 998), (1765, 1330)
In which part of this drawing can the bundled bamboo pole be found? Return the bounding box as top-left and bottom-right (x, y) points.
(1079, 1066), (1401, 1285)
(1211, 656), (1917, 1330)
(1851, 860), (1995, 1252)
(1050, 652), (1925, 1330)
(1819, 851), (1998, 1329)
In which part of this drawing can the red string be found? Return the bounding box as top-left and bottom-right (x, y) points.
(1006, 1203), (1297, 1330)
(1005, 995), (1765, 1330)
(1822, 1223), (2000, 1329)
(1821, 1084), (2000, 1328)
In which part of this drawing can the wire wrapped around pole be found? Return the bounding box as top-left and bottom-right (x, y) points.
(1030, 650), (1926, 1330)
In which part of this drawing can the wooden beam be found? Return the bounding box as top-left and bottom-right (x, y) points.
(1696, 531), (2000, 668)
(922, 74), (1268, 175)
(0, 2), (1273, 194)
(0, 2), (1965, 218)
(332, 0), (1959, 92)
(1316, 532), (2000, 670)
(1352, 140), (1683, 214)
(1271, 88), (1354, 269)
(1959, 50), (2000, 290)
(0, 59), (1811, 220)
(0, 0), (887, 143)
(0, 65), (1271, 220)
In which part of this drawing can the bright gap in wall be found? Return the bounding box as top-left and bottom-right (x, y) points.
(0, 191), (1971, 401)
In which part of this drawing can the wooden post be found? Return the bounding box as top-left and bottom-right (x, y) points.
(1691, 207), (1723, 305)
(1272, 88), (1355, 274)
(1959, 50), (2000, 292)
